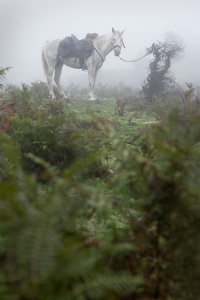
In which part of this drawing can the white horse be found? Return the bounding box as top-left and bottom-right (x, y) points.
(42, 28), (125, 101)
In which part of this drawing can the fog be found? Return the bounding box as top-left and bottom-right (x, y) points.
(1, 0), (200, 89)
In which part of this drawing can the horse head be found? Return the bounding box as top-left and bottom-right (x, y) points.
(112, 27), (125, 56)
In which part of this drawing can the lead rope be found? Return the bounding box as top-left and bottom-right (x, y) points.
(93, 44), (150, 63)
(119, 52), (150, 63)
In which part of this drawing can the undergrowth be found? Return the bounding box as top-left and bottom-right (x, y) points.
(0, 81), (200, 299)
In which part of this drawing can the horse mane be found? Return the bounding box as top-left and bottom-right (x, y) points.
(94, 32), (113, 47)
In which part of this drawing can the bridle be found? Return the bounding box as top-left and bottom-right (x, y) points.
(93, 37), (125, 63)
(92, 33), (149, 65)
(93, 35), (143, 65)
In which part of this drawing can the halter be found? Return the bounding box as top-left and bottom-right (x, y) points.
(112, 39), (126, 50)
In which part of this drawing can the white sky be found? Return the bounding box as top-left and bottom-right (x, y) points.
(1, 0), (200, 88)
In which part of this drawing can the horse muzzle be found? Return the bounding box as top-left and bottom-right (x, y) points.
(114, 46), (121, 56)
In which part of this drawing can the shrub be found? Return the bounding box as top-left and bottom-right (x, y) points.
(1, 99), (114, 179)
(0, 67), (11, 91)
(111, 110), (200, 299)
(0, 133), (142, 300)
(30, 80), (50, 100)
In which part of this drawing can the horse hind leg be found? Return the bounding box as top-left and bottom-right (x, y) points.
(42, 50), (56, 99)
(54, 61), (68, 99)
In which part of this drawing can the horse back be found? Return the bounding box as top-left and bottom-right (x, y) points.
(42, 38), (61, 62)
(58, 34), (98, 59)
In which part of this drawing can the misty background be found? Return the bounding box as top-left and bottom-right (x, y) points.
(1, 0), (200, 89)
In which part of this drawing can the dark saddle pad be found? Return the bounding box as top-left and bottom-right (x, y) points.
(58, 33), (98, 59)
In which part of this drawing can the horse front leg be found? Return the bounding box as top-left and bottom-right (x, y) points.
(47, 66), (56, 99)
(88, 67), (97, 101)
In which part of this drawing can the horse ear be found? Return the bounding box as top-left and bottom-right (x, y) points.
(112, 27), (115, 33)
(121, 29), (125, 35)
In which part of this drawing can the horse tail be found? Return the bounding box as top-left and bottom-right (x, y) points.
(41, 49), (48, 79)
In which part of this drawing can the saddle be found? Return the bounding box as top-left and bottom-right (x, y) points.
(58, 33), (98, 60)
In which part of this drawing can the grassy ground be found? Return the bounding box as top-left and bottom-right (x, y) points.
(61, 97), (156, 142)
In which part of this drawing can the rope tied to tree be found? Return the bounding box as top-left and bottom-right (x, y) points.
(119, 52), (150, 63)
(118, 44), (155, 63)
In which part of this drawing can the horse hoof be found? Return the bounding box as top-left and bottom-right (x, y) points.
(49, 95), (56, 100)
(89, 97), (96, 102)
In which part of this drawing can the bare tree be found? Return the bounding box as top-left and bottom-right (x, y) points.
(142, 39), (184, 103)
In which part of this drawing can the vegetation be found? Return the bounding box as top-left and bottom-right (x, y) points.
(0, 67), (12, 90)
(0, 78), (200, 299)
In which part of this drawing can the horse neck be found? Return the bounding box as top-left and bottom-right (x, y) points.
(95, 33), (113, 58)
